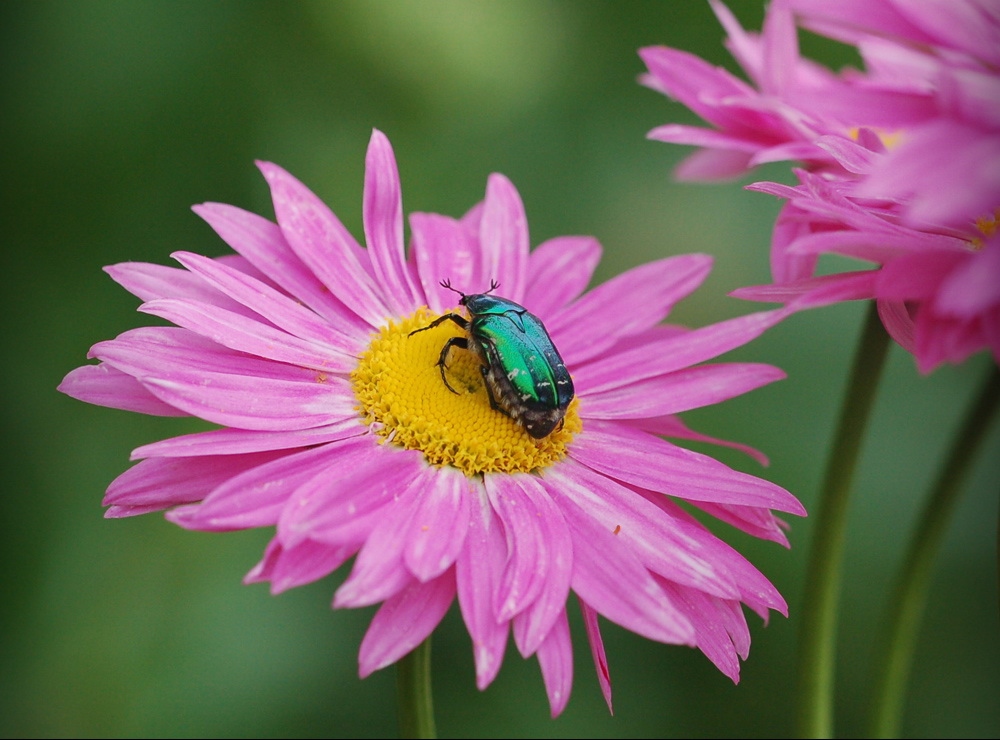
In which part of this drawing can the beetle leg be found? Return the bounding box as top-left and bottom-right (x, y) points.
(408, 313), (469, 336)
(437, 337), (468, 394)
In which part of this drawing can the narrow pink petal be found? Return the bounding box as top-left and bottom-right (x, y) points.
(621, 415), (770, 467)
(583, 363), (786, 419)
(364, 129), (422, 316)
(658, 579), (745, 683)
(522, 236), (602, 319)
(258, 161), (391, 327)
(193, 202), (371, 344)
(166, 441), (359, 531)
(570, 421), (806, 515)
(732, 272), (879, 309)
(533, 609), (573, 718)
(279, 439), (423, 549)
(104, 450), (285, 515)
(142, 371), (352, 432)
(139, 298), (355, 373)
(876, 252), (958, 301)
(935, 239), (1000, 316)
(358, 572), (456, 678)
(243, 537), (282, 584)
(578, 598), (613, 714)
(58, 363), (187, 416)
(456, 485), (511, 689)
(573, 309), (787, 392)
(674, 147), (756, 181)
(477, 174), (529, 303)
(689, 500), (791, 546)
(547, 460), (741, 598)
(486, 474), (573, 657)
(641, 494), (790, 617)
(104, 262), (254, 316)
(409, 213), (480, 314)
(170, 250), (361, 357)
(877, 299), (917, 354)
(267, 537), (354, 594)
(549, 254), (713, 366)
(403, 466), (473, 582)
(646, 124), (762, 152)
(132, 421), (362, 459)
(555, 490), (695, 645)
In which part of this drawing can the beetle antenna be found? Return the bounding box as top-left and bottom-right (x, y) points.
(485, 279), (500, 295)
(439, 279), (463, 297)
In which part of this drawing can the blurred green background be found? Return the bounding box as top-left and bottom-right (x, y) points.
(2, 1), (997, 737)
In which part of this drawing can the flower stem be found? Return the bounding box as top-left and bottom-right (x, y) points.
(396, 637), (437, 739)
(797, 302), (891, 738)
(869, 363), (1000, 738)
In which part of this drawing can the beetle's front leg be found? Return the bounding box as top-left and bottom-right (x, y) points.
(408, 313), (468, 337)
(437, 337), (468, 394)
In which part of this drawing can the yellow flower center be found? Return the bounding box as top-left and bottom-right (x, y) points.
(973, 208), (999, 248)
(351, 308), (581, 476)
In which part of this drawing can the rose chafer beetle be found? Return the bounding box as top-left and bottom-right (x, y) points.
(410, 280), (574, 439)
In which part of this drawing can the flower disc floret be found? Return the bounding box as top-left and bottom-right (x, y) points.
(352, 308), (580, 476)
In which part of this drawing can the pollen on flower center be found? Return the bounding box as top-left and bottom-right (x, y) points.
(351, 308), (581, 476)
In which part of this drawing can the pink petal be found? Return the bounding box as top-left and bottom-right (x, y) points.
(364, 129), (422, 316)
(139, 297), (355, 373)
(877, 298), (917, 354)
(258, 161), (392, 327)
(582, 363), (786, 419)
(170, 250), (362, 358)
(674, 147), (757, 181)
(105, 262), (255, 316)
(546, 460), (742, 599)
(263, 537), (354, 594)
(409, 212), (480, 314)
(570, 421), (805, 515)
(935, 239), (1000, 316)
(477, 173), (529, 302)
(403, 466), (473, 582)
(555, 489), (695, 645)
(522, 236), (602, 319)
(485, 474), (573, 656)
(578, 598), (613, 714)
(358, 572), (456, 677)
(621, 415), (770, 467)
(533, 609), (573, 718)
(456, 486), (511, 689)
(131, 421), (362, 458)
(167, 442), (356, 531)
(193, 202), (371, 343)
(573, 309), (787, 393)
(58, 363), (187, 416)
(104, 450), (285, 515)
(278, 439), (423, 549)
(548, 254), (713, 366)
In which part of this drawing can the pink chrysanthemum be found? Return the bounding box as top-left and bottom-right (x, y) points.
(58, 129), (805, 716)
(779, 0), (1000, 230)
(638, 0), (856, 181)
(733, 166), (1000, 373)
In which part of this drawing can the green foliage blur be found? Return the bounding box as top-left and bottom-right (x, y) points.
(2, 1), (997, 737)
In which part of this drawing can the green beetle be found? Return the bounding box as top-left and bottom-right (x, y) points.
(410, 280), (574, 439)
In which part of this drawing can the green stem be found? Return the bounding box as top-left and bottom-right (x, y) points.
(869, 364), (1000, 738)
(396, 637), (437, 739)
(797, 303), (892, 738)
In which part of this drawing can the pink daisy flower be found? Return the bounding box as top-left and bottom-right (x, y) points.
(779, 0), (1000, 229)
(638, 0), (857, 181)
(733, 166), (1000, 372)
(58, 129), (805, 716)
